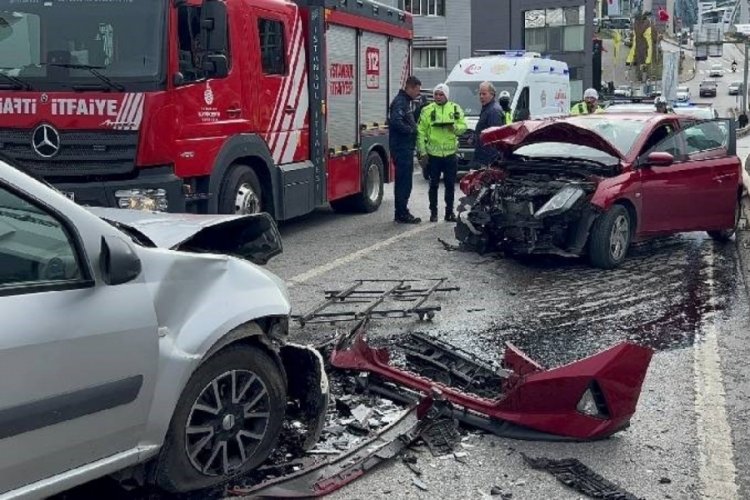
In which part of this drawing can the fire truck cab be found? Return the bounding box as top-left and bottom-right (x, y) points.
(0, 0), (412, 220)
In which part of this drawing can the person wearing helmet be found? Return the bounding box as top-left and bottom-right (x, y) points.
(571, 88), (603, 115)
(498, 90), (513, 124)
(473, 81), (504, 167)
(654, 96), (669, 113)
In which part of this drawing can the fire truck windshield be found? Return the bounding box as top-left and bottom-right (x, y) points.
(0, 0), (165, 91)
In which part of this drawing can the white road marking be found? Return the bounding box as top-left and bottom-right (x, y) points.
(693, 248), (739, 500)
(287, 223), (433, 286)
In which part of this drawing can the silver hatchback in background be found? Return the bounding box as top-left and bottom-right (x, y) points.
(0, 158), (328, 498)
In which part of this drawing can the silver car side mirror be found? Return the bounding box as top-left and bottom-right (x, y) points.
(100, 235), (142, 286)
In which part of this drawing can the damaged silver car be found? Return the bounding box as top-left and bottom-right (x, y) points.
(0, 158), (328, 497)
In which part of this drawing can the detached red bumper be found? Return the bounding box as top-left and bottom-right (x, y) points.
(330, 321), (653, 441)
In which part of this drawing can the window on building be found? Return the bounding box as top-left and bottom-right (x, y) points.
(399, 0), (445, 16)
(414, 48), (446, 69)
(258, 19), (286, 75)
(523, 6), (586, 53)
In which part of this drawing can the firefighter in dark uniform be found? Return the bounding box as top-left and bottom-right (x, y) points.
(388, 75), (424, 224)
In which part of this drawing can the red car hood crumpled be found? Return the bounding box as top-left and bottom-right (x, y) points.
(480, 120), (625, 161)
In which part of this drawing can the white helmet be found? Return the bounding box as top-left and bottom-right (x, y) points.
(499, 91), (511, 100)
(583, 88), (599, 100)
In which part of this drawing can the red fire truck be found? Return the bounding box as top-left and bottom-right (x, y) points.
(0, 0), (412, 220)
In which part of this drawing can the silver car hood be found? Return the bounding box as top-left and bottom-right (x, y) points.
(87, 208), (283, 265)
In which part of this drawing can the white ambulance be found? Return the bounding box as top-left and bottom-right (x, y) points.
(444, 50), (571, 170)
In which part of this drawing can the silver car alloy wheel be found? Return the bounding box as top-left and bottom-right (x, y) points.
(185, 370), (271, 476)
(609, 214), (630, 261)
(235, 183), (261, 215)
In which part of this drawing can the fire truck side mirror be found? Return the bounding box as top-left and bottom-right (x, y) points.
(201, 0), (229, 54)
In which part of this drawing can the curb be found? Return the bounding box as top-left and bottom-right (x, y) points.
(737, 196), (750, 291)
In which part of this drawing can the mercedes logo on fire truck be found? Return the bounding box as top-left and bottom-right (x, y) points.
(31, 124), (61, 158)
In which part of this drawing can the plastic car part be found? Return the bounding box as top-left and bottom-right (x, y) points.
(523, 455), (644, 500)
(330, 319), (653, 441)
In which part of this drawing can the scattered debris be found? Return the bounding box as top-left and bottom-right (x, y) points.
(229, 399), (435, 497)
(331, 319), (654, 441)
(420, 417), (461, 456)
(659, 477), (672, 484)
(438, 237), (460, 252)
(490, 485), (512, 498)
(412, 477), (429, 491)
(403, 454), (423, 476)
(293, 278), (460, 326)
(523, 455), (644, 500)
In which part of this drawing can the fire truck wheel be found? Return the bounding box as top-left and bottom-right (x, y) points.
(330, 152), (384, 213)
(219, 165), (264, 215)
(352, 152), (385, 212)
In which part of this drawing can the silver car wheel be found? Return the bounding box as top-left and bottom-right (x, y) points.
(609, 214), (630, 261)
(235, 183), (261, 215)
(185, 370), (270, 477)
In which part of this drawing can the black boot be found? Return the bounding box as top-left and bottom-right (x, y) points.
(430, 209), (438, 223)
(396, 212), (421, 224)
(444, 210), (456, 223)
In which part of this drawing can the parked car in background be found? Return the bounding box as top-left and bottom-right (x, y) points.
(0, 158), (328, 497)
(456, 114), (742, 269)
(614, 85), (633, 97)
(676, 85), (692, 102)
(699, 79), (718, 97)
(709, 63), (725, 77)
(672, 103), (720, 119)
(728, 81), (743, 95)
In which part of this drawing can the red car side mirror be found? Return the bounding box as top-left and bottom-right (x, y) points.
(646, 152), (675, 167)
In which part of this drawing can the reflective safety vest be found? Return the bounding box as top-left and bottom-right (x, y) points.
(570, 102), (604, 115)
(504, 111), (512, 124)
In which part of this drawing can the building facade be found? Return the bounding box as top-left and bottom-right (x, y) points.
(383, 0), (594, 101)
(382, 0), (472, 88)
(471, 0), (594, 102)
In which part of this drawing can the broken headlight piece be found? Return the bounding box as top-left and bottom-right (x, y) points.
(534, 185), (585, 219)
(576, 381), (610, 419)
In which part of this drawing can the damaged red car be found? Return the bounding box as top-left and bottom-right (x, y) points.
(456, 115), (743, 268)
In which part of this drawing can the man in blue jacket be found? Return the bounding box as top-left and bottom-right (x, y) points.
(388, 76), (424, 224)
(473, 81), (504, 167)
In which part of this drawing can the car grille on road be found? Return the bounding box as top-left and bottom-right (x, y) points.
(0, 129), (138, 177)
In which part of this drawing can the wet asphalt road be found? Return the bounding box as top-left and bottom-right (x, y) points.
(262, 165), (750, 500)
(57, 154), (750, 498)
(46, 32), (750, 499)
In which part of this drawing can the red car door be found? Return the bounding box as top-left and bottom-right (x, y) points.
(683, 119), (739, 230)
(639, 119), (735, 234)
(636, 122), (696, 234)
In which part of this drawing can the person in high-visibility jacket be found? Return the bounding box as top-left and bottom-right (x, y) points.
(571, 88), (604, 115)
(417, 83), (467, 223)
(498, 91), (514, 124)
